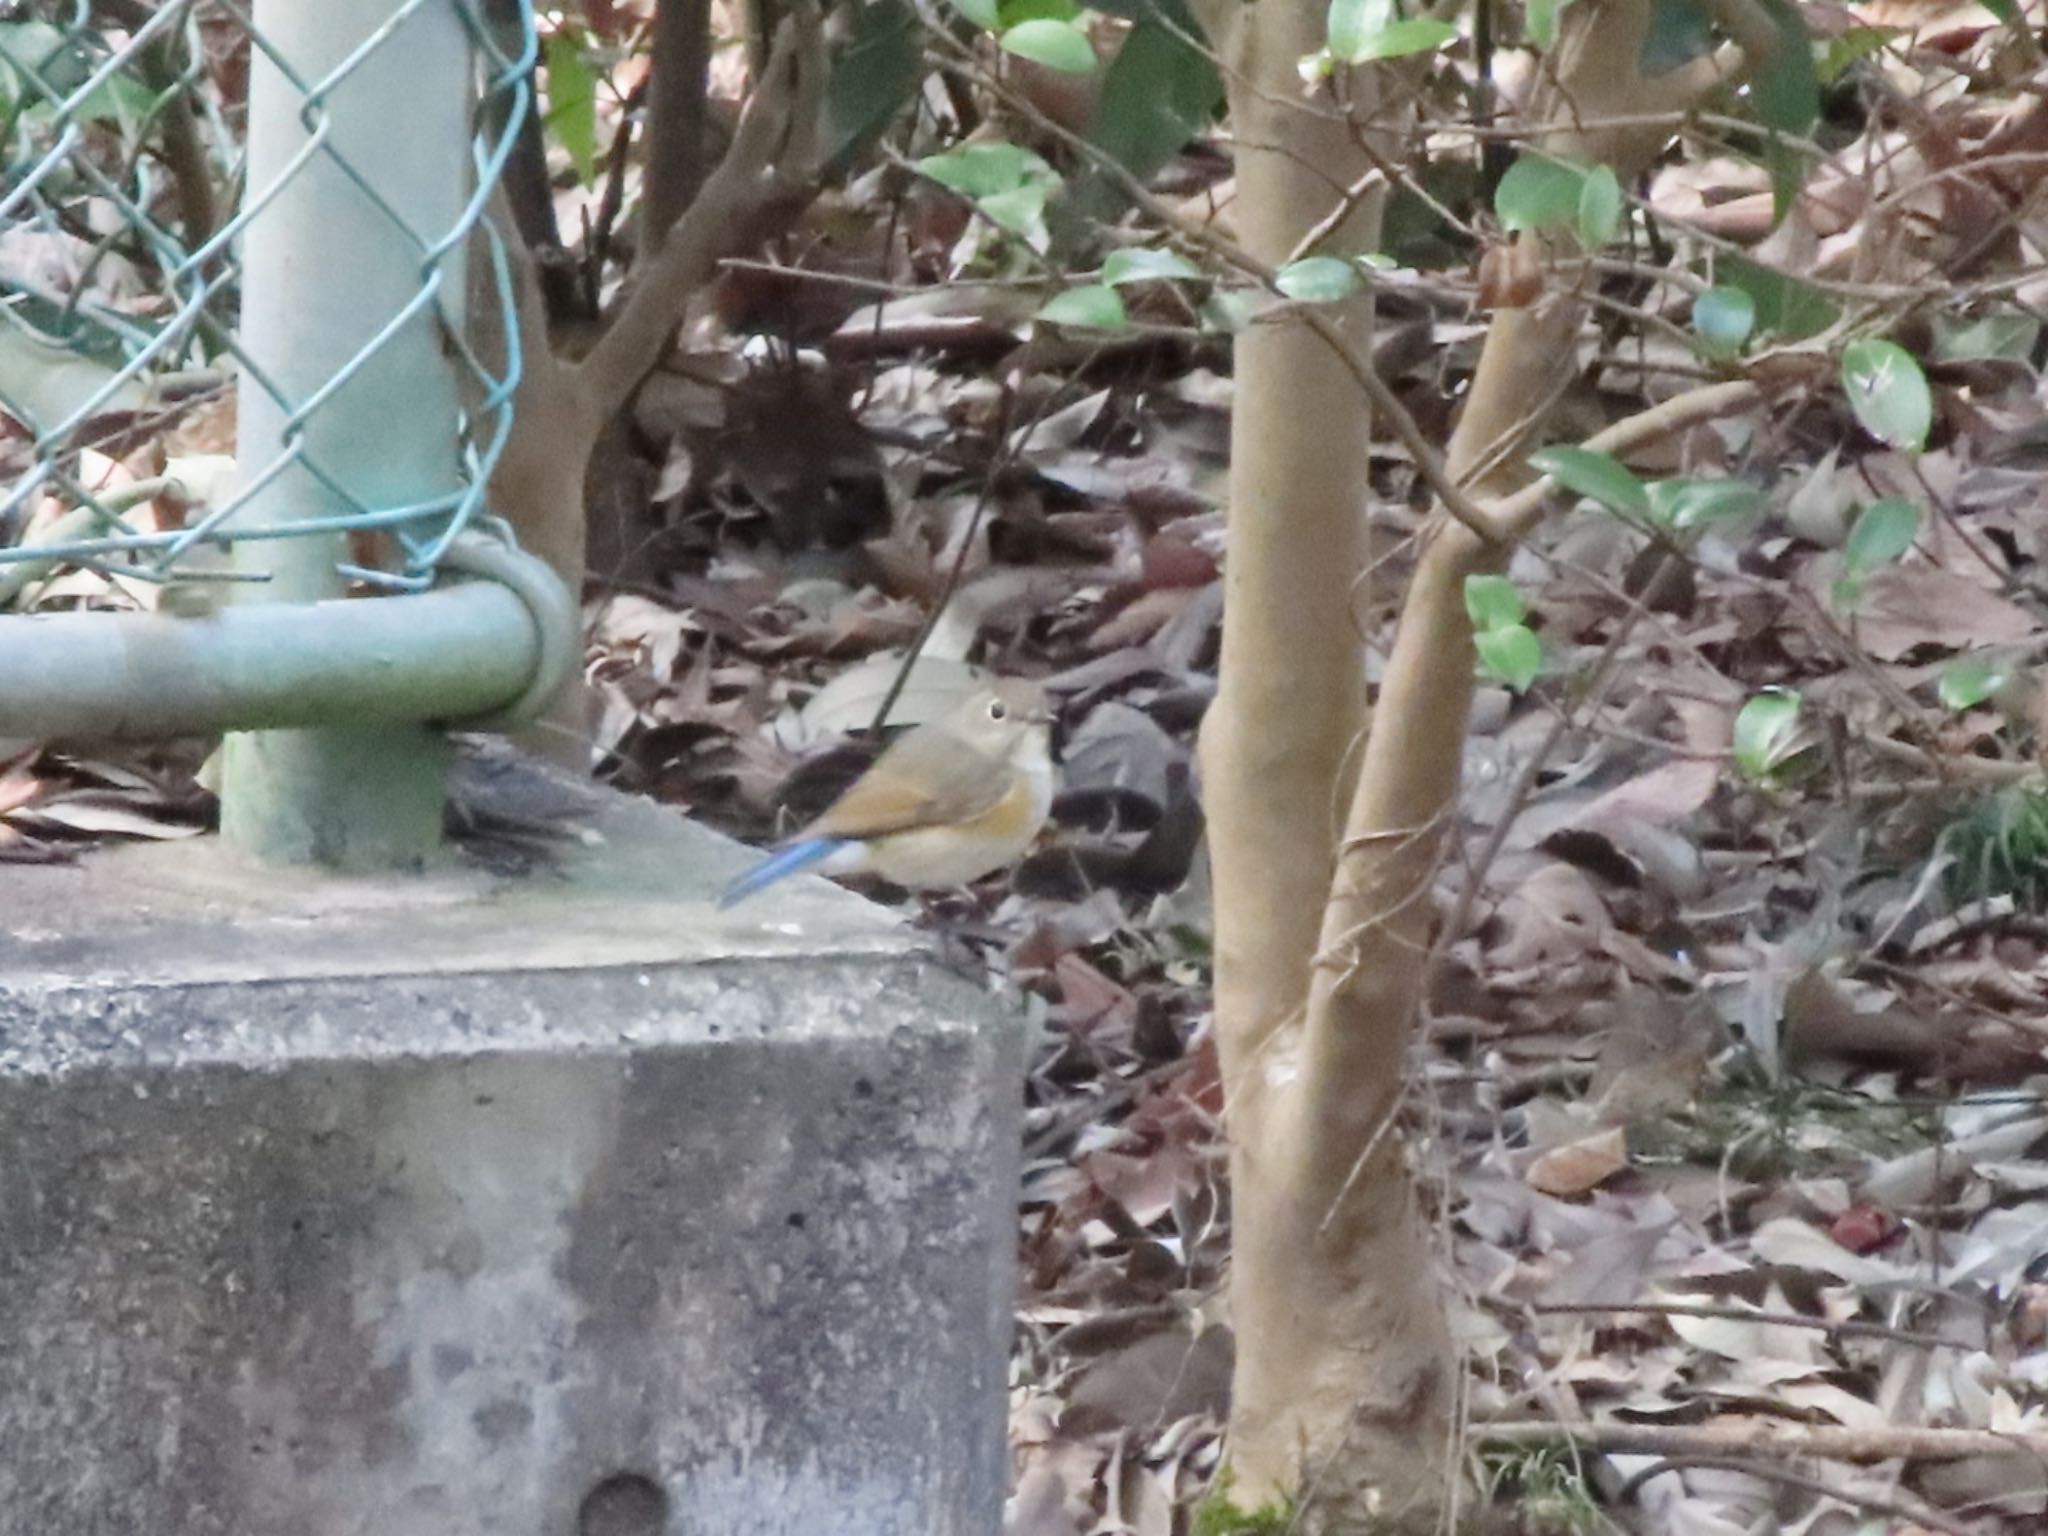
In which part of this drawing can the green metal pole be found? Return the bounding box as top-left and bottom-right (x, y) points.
(220, 0), (476, 868)
(0, 584), (541, 740)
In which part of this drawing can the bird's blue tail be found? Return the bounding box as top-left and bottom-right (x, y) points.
(718, 837), (843, 909)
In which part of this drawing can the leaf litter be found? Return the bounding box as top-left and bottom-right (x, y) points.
(13, 4), (2048, 1532)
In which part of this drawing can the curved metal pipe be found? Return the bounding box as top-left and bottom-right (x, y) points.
(0, 580), (542, 741)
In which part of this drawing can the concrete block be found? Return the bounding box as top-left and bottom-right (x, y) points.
(0, 751), (1019, 1535)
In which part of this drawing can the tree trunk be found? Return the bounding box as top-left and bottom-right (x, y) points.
(1195, 0), (1775, 1525)
(1197, 3), (1457, 1526)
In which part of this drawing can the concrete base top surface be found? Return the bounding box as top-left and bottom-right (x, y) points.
(0, 742), (928, 1014)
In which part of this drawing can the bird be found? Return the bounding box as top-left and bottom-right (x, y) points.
(718, 676), (1057, 908)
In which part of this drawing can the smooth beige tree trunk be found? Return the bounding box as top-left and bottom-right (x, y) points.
(1193, 0), (1774, 1526)
(1193, 2), (1458, 1526)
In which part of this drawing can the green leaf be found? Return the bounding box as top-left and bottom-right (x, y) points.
(1274, 256), (1363, 303)
(1577, 164), (1624, 248)
(1464, 573), (1525, 631)
(1843, 497), (1919, 576)
(543, 28), (599, 185)
(1719, 256), (1837, 341)
(1038, 284), (1129, 328)
(1062, 11), (1221, 231)
(1000, 18), (1098, 73)
(1939, 656), (2007, 712)
(1347, 17), (1460, 60)
(1641, 0), (1716, 74)
(1933, 311), (2041, 364)
(75, 71), (156, 136)
(1103, 247), (1202, 285)
(1841, 338), (1932, 452)
(951, 0), (1002, 25)
(0, 22), (84, 96)
(1199, 291), (1254, 334)
(1527, 0), (1576, 48)
(1691, 285), (1756, 359)
(1751, 0), (1820, 135)
(1816, 24), (1894, 86)
(1733, 687), (1803, 780)
(1496, 155), (1589, 236)
(1476, 624), (1544, 692)
(1530, 445), (1650, 516)
(1326, 0), (1390, 60)
(1751, 0), (1820, 220)
(977, 183), (1054, 248)
(1648, 477), (1762, 530)
(917, 141), (1056, 198)
(1000, 0), (1084, 23)
(825, 0), (922, 168)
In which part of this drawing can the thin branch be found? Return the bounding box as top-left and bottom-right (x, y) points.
(927, 28), (1511, 545)
(642, 0), (715, 257)
(1613, 1454), (1977, 1536)
(1494, 379), (1767, 538)
(1479, 1418), (2048, 1464)
(1528, 1300), (1974, 1353)
(576, 7), (824, 417)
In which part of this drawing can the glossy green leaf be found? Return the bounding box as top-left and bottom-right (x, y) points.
(1577, 164), (1624, 249)
(1038, 284), (1129, 328)
(1103, 247), (1203, 285)
(1816, 24), (1894, 85)
(0, 22), (84, 95)
(1527, 0), (1575, 48)
(1648, 477), (1762, 530)
(1530, 445), (1650, 516)
(1063, 11), (1221, 230)
(916, 141), (1054, 198)
(950, 0), (1001, 29)
(1000, 18), (1098, 73)
(1464, 573), (1525, 631)
(1751, 0), (1820, 220)
(1000, 0), (1084, 24)
(1733, 687), (1802, 780)
(1274, 256), (1362, 303)
(1691, 285), (1756, 359)
(825, 0), (922, 168)
(1843, 497), (1919, 576)
(1641, 0), (1716, 73)
(1496, 155), (1588, 236)
(543, 28), (598, 184)
(1939, 656), (2007, 712)
(977, 184), (1053, 248)
(1751, 0), (1820, 135)
(1326, 0), (1390, 60)
(1719, 257), (1836, 341)
(1348, 17), (1460, 60)
(1476, 624), (1543, 692)
(1199, 291), (1254, 334)
(1841, 338), (1932, 452)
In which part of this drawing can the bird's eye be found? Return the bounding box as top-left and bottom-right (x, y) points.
(987, 700), (1008, 721)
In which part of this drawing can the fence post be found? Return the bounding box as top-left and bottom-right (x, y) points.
(218, 0), (478, 868)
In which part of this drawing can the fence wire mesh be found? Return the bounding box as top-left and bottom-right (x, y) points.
(0, 0), (530, 598)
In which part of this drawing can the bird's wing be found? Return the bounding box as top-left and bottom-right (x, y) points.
(804, 728), (1007, 841)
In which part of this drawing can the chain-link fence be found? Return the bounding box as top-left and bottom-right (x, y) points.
(0, 0), (532, 600)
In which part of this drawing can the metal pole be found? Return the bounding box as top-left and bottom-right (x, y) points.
(220, 0), (476, 868)
(0, 584), (540, 740)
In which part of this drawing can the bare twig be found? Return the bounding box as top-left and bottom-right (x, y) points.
(1480, 1418), (2048, 1464)
(1614, 1454), (1977, 1536)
